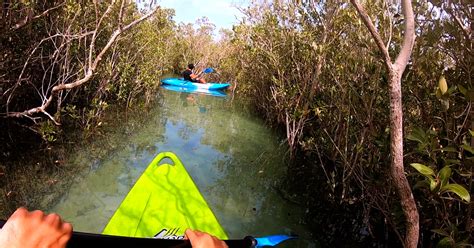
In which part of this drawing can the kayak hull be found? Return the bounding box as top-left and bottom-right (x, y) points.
(161, 85), (228, 97)
(103, 152), (228, 240)
(161, 78), (230, 91)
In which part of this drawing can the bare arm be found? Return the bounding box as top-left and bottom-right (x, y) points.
(190, 73), (200, 79)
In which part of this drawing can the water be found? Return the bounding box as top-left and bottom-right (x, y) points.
(48, 88), (316, 247)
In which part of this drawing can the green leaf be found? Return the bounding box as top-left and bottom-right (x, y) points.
(469, 129), (474, 137)
(410, 163), (435, 176)
(461, 144), (474, 154)
(441, 184), (471, 202)
(438, 166), (451, 188)
(436, 237), (453, 248)
(407, 127), (427, 144)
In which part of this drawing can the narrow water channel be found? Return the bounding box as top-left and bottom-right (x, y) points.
(48, 88), (316, 247)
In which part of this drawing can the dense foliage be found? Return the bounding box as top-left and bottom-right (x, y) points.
(221, 0), (472, 246)
(0, 0), (472, 247)
(0, 1), (193, 216)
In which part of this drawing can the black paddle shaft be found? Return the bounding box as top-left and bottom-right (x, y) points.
(0, 220), (257, 248)
(68, 232), (256, 248)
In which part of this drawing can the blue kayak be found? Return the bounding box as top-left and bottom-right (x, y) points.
(162, 85), (228, 97)
(161, 78), (230, 91)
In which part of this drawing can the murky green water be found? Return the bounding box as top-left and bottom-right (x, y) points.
(48, 88), (316, 247)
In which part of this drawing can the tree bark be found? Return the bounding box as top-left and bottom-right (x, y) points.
(389, 70), (419, 248)
(350, 0), (419, 247)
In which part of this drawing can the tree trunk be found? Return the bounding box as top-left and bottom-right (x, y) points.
(350, 0), (419, 246)
(389, 70), (419, 248)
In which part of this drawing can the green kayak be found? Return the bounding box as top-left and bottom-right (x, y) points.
(102, 152), (228, 240)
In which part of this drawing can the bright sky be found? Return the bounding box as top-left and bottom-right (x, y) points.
(157, 0), (249, 31)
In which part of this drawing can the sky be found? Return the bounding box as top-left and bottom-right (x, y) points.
(157, 0), (249, 31)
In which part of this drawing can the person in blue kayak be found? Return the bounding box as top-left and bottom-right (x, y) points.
(182, 63), (207, 84)
(0, 208), (228, 248)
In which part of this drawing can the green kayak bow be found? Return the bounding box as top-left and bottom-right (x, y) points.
(103, 152), (228, 240)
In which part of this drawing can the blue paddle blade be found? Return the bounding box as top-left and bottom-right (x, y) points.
(255, 235), (297, 247)
(203, 67), (214, 73)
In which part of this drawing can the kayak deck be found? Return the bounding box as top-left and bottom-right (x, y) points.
(103, 152), (228, 240)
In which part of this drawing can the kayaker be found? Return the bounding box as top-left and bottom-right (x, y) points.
(182, 64), (207, 84)
(0, 208), (228, 248)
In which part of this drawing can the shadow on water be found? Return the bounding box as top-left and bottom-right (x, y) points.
(47, 88), (318, 247)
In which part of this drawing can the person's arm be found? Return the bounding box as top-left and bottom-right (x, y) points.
(0, 207), (72, 248)
(185, 229), (228, 248)
(190, 73), (201, 80)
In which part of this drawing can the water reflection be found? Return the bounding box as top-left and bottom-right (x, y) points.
(49, 89), (316, 247)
